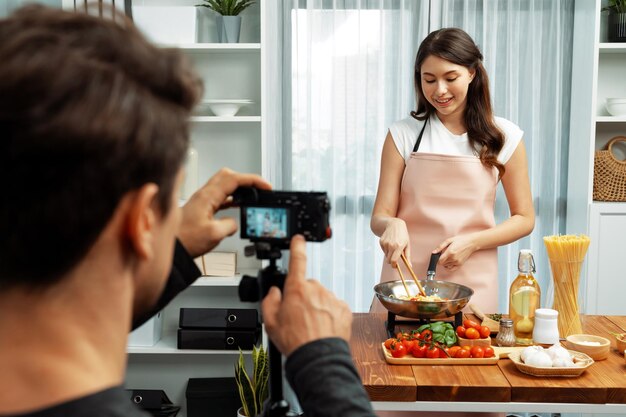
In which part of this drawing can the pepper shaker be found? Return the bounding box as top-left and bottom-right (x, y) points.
(496, 318), (516, 347)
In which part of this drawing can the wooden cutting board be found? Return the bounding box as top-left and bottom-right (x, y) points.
(382, 344), (525, 365)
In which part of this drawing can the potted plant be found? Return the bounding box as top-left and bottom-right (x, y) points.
(196, 0), (256, 43)
(234, 345), (269, 417)
(603, 0), (626, 42)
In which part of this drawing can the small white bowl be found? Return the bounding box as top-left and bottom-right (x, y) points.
(606, 98), (626, 116)
(565, 334), (610, 361)
(196, 99), (253, 117)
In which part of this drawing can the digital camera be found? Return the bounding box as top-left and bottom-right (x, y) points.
(232, 187), (332, 249)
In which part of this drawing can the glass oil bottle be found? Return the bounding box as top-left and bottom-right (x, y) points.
(508, 249), (541, 345)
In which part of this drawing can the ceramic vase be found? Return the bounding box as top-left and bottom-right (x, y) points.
(608, 12), (626, 42)
(217, 15), (242, 43)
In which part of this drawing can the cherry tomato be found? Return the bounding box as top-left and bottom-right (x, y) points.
(384, 338), (395, 350)
(391, 342), (407, 358)
(463, 319), (481, 330)
(470, 346), (484, 358)
(461, 345), (472, 351)
(402, 339), (415, 351)
(465, 327), (480, 339)
(455, 348), (471, 358)
(483, 346), (495, 358)
(420, 329), (433, 342)
(439, 346), (450, 358)
(479, 326), (491, 339)
(426, 346), (440, 359)
(411, 343), (428, 358)
(448, 346), (461, 358)
(456, 326), (466, 338)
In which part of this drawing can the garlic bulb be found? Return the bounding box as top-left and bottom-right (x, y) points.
(521, 345), (544, 362)
(525, 351), (553, 367)
(546, 344), (571, 361)
(551, 357), (575, 367)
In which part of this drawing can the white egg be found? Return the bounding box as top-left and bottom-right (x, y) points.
(521, 345), (544, 362)
(546, 344), (571, 361)
(525, 351), (553, 367)
(552, 357), (575, 367)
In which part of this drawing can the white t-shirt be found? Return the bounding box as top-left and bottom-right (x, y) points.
(388, 114), (523, 165)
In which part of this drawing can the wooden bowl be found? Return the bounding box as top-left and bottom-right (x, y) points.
(565, 334), (610, 361)
(457, 336), (491, 347)
(612, 333), (626, 354)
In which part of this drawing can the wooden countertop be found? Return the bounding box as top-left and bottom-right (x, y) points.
(350, 313), (626, 406)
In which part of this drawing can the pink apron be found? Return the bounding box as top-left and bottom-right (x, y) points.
(373, 120), (499, 314)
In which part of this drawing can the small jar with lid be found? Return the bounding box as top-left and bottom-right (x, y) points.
(496, 318), (516, 347)
(532, 308), (560, 346)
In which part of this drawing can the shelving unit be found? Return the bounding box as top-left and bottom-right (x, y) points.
(118, 2), (269, 416)
(567, 0), (626, 315)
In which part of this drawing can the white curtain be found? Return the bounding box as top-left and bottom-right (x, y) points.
(278, 0), (574, 312)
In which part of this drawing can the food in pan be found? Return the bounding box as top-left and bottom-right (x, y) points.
(391, 293), (446, 302)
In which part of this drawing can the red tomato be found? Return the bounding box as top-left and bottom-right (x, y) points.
(448, 346), (461, 358)
(384, 338), (395, 350)
(463, 319), (481, 330)
(483, 346), (495, 358)
(402, 339), (415, 351)
(456, 326), (466, 338)
(439, 346), (450, 358)
(470, 346), (484, 358)
(391, 343), (407, 358)
(465, 327), (480, 339)
(426, 346), (440, 359)
(411, 343), (428, 358)
(455, 348), (471, 358)
(420, 329), (433, 342)
(479, 326), (491, 339)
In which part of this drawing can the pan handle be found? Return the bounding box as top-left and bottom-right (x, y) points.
(426, 253), (441, 281)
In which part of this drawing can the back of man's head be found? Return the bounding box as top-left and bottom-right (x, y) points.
(0, 5), (203, 289)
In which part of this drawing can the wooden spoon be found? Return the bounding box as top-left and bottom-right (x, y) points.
(468, 303), (500, 333)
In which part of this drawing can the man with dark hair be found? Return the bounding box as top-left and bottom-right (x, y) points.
(0, 5), (375, 417)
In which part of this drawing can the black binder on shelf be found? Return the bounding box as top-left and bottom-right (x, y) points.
(126, 389), (180, 417)
(179, 307), (258, 329)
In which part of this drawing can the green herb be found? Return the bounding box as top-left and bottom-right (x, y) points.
(416, 321), (457, 347)
(196, 0), (256, 16)
(488, 313), (503, 321)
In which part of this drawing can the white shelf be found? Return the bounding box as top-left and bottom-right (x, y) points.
(599, 42), (626, 53)
(172, 43), (261, 51)
(127, 331), (255, 355)
(190, 116), (261, 123)
(191, 269), (259, 286)
(595, 115), (626, 122)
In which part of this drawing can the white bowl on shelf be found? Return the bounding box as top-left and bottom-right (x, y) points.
(196, 99), (253, 117)
(606, 98), (626, 116)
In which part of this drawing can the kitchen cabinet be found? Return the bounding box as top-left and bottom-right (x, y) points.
(114, 2), (270, 416)
(567, 0), (626, 315)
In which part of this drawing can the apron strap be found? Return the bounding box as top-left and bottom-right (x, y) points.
(412, 119), (428, 152)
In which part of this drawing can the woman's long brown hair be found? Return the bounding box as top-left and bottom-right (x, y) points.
(411, 28), (505, 178)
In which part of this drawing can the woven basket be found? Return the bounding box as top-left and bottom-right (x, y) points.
(593, 136), (626, 201)
(509, 349), (594, 377)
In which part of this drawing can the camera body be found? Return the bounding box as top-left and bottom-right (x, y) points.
(233, 187), (331, 249)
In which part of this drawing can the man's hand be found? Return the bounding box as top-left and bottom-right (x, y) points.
(261, 235), (352, 356)
(178, 168), (271, 257)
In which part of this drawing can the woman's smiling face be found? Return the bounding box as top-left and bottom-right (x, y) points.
(420, 55), (475, 120)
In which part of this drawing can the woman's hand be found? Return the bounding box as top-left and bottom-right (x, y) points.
(433, 234), (479, 272)
(379, 218), (410, 267)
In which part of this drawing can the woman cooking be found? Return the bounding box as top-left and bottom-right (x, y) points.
(371, 28), (534, 314)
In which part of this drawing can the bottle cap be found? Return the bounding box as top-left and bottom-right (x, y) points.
(535, 308), (558, 319)
(499, 318), (514, 327)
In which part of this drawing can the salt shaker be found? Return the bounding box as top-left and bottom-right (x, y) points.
(496, 318), (516, 347)
(532, 308), (560, 345)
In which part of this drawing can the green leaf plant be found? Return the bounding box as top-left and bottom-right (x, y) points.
(196, 0), (256, 16)
(234, 345), (269, 417)
(603, 0), (626, 14)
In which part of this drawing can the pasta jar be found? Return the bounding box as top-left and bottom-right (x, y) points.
(496, 318), (516, 347)
(532, 308), (560, 346)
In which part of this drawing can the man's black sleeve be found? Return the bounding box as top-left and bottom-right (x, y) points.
(132, 239), (201, 330)
(285, 338), (376, 417)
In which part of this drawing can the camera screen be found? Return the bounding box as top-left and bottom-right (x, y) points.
(244, 207), (289, 239)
